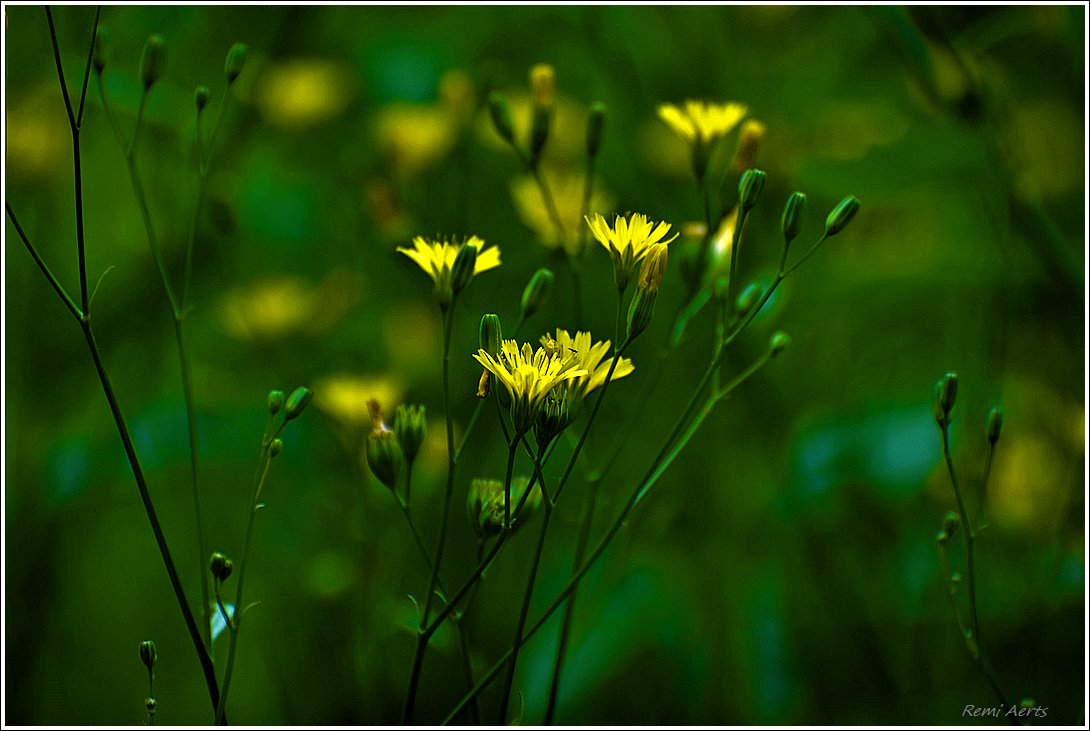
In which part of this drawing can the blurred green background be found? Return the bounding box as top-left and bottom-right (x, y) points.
(4, 4), (1085, 725)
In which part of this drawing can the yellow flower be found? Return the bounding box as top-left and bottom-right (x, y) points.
(585, 212), (678, 291)
(472, 339), (587, 433)
(510, 168), (616, 257)
(374, 104), (458, 178)
(657, 100), (747, 145)
(542, 329), (634, 399)
(397, 235), (501, 304)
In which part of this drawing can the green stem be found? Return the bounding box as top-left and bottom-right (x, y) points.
(215, 446), (275, 724)
(6, 204), (83, 320)
(497, 455), (553, 724)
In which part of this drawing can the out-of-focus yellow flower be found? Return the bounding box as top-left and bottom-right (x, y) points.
(374, 104), (459, 177)
(510, 169), (616, 257)
(255, 58), (355, 129)
(7, 93), (67, 180)
(218, 271), (360, 342)
(730, 119), (767, 176)
(711, 206), (740, 276)
(397, 235), (501, 290)
(438, 68), (476, 122)
(313, 373), (405, 430)
(472, 339), (587, 432)
(989, 433), (1073, 534)
(530, 63), (555, 110)
(541, 329), (634, 401)
(477, 91), (586, 160)
(585, 212), (679, 291)
(658, 100), (747, 145)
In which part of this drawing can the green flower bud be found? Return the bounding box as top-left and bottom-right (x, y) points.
(530, 106), (552, 167)
(140, 34), (166, 90)
(145, 697), (157, 715)
(209, 551), (233, 583)
(284, 386), (313, 421)
(393, 405), (426, 464)
(93, 26), (111, 74)
(138, 640), (157, 671)
(535, 390), (571, 446)
(738, 169), (767, 213)
(479, 313), (503, 356)
(195, 85), (211, 112)
(769, 331), (791, 358)
(936, 530), (949, 546)
(520, 268), (554, 319)
(488, 91), (516, 146)
(267, 389), (286, 416)
(939, 372), (958, 416)
(942, 511), (961, 540)
(268, 438), (283, 458)
(626, 287), (657, 342)
(450, 243), (477, 296)
(986, 406), (1003, 445)
(1019, 698), (1037, 711)
(932, 380), (947, 427)
(224, 42), (248, 85)
(468, 477), (540, 538)
(586, 102), (606, 160)
(366, 431), (403, 490)
(734, 281), (762, 317)
(824, 195), (861, 237)
(781, 191), (807, 245)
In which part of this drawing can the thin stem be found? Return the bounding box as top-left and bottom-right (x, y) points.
(6, 204), (83, 320)
(44, 7), (76, 129)
(215, 447), (275, 724)
(502, 439), (519, 532)
(74, 6), (100, 129)
(784, 233), (828, 275)
(497, 455), (553, 724)
(94, 71), (128, 149)
(530, 165), (566, 242)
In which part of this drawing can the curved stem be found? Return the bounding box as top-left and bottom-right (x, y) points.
(6, 204), (83, 320)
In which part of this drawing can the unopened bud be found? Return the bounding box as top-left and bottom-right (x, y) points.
(769, 331), (791, 358)
(942, 511), (961, 540)
(93, 26), (111, 74)
(529, 64), (555, 110)
(734, 281), (762, 317)
(267, 438), (283, 458)
(138, 640), (157, 671)
(985, 406), (1003, 445)
(140, 34), (166, 90)
(586, 102), (606, 160)
(738, 168), (766, 213)
(488, 91), (516, 146)
(949, 571), (962, 586)
(781, 191), (807, 246)
(224, 42), (248, 85)
(626, 287), (657, 341)
(451, 243), (477, 296)
(145, 697), (157, 715)
(267, 389), (285, 416)
(936, 530), (949, 546)
(521, 268), (555, 319)
(638, 245), (668, 293)
(479, 314), (503, 355)
(939, 372), (958, 416)
(393, 405), (426, 464)
(195, 85), (211, 112)
(366, 431), (403, 490)
(284, 386), (313, 421)
(730, 119), (766, 176)
(824, 195), (861, 236)
(209, 552), (233, 583)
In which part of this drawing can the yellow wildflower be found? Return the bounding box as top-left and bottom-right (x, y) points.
(585, 212), (678, 291)
(510, 169), (616, 257)
(472, 339), (587, 433)
(397, 235), (501, 305)
(542, 329), (634, 400)
(657, 100), (748, 145)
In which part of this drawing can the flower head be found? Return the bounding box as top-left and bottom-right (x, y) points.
(541, 330), (634, 400)
(657, 100), (747, 145)
(397, 235), (501, 306)
(472, 339), (587, 433)
(585, 212), (678, 291)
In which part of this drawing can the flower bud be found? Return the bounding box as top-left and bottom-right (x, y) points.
(936, 529), (949, 546)
(195, 85), (211, 112)
(939, 372), (958, 416)
(586, 102), (606, 161)
(738, 168), (766, 213)
(535, 390), (571, 446)
(769, 331), (791, 358)
(479, 314), (503, 355)
(140, 34), (166, 90)
(284, 386), (313, 421)
(626, 287), (657, 342)
(529, 64), (555, 110)
(781, 191), (807, 246)
(267, 388), (286, 416)
(638, 244), (669, 293)
(366, 431), (403, 490)
(824, 195), (860, 237)
(138, 640), (157, 671)
(267, 438), (283, 458)
(730, 119), (766, 176)
(949, 571), (962, 586)
(145, 697), (157, 715)
(488, 91), (516, 146)
(931, 380), (947, 426)
(985, 406), (1003, 445)
(93, 26), (111, 74)
(393, 405), (426, 464)
(450, 243), (477, 296)
(209, 552), (233, 583)
(734, 281), (762, 318)
(520, 268), (554, 319)
(224, 42), (248, 85)
(468, 477), (540, 537)
(942, 511), (961, 540)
